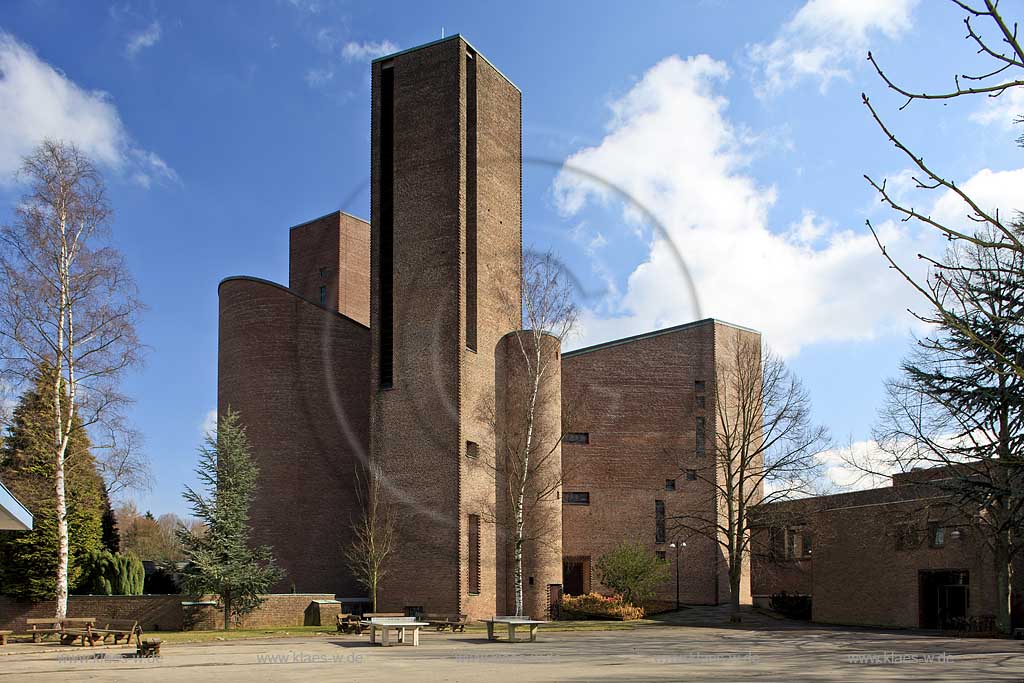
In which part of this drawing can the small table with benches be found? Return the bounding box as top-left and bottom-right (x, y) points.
(26, 618), (100, 646)
(484, 616), (547, 643)
(361, 616), (429, 647)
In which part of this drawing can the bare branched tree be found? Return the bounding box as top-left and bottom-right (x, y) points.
(864, 0), (1024, 381)
(345, 463), (396, 612)
(861, 233), (1024, 634)
(0, 140), (144, 620)
(489, 249), (578, 616)
(668, 334), (829, 622)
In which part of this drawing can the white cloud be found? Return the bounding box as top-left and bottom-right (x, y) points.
(555, 54), (939, 357)
(305, 67), (334, 87)
(125, 21), (162, 58)
(816, 440), (895, 491)
(200, 409), (217, 437)
(0, 31), (177, 187)
(748, 0), (919, 97)
(970, 88), (1024, 129)
(342, 40), (398, 63)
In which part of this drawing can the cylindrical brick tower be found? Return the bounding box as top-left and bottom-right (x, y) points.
(495, 330), (563, 618)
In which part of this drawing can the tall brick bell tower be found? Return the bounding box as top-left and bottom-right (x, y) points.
(369, 36), (525, 619)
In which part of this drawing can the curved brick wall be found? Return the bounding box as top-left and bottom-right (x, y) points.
(496, 331), (563, 617)
(218, 277), (370, 595)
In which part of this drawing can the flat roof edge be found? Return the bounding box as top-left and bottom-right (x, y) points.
(0, 479), (33, 530)
(563, 318), (761, 358)
(373, 34), (521, 93)
(289, 210), (369, 231)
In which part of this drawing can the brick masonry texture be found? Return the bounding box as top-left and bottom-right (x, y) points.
(219, 277), (369, 595)
(289, 211), (370, 326)
(751, 479), (1024, 628)
(370, 37), (522, 620)
(561, 319), (760, 606)
(217, 35), (764, 621)
(0, 594), (337, 632)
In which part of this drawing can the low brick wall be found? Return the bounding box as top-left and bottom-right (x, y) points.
(0, 593), (338, 632)
(0, 595), (184, 632)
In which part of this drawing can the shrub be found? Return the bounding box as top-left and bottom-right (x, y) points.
(769, 591), (812, 620)
(594, 542), (671, 605)
(561, 592), (645, 621)
(75, 550), (145, 595)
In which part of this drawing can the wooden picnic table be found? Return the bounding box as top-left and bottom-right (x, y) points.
(483, 617), (547, 643)
(25, 618), (99, 646)
(361, 617), (429, 647)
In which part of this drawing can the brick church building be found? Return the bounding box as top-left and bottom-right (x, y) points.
(218, 35), (760, 620)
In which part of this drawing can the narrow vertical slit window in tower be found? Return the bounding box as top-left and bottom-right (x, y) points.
(379, 64), (395, 388)
(465, 50), (478, 352)
(468, 513), (481, 594)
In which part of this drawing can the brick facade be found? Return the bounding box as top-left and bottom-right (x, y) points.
(561, 319), (760, 605)
(218, 277), (369, 595)
(216, 36), (763, 619)
(751, 475), (1024, 629)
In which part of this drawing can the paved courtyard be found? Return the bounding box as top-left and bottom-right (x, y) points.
(1, 613), (1022, 682)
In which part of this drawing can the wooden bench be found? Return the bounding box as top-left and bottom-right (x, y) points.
(423, 614), (468, 632)
(137, 638), (161, 658)
(92, 619), (142, 646)
(25, 618), (63, 643)
(58, 618), (101, 646)
(336, 613), (361, 634)
(0, 630), (12, 646)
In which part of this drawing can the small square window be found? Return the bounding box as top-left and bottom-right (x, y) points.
(665, 479), (676, 491)
(466, 441), (479, 459)
(685, 469), (697, 481)
(564, 492), (590, 505)
(694, 380), (706, 392)
(319, 286), (327, 305)
(565, 432), (590, 445)
(656, 551), (666, 561)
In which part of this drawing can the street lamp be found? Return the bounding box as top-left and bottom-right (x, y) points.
(668, 541), (686, 610)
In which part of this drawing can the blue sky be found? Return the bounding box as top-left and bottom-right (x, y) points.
(1, 0), (1022, 516)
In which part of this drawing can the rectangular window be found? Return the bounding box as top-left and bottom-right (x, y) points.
(564, 432), (590, 445)
(801, 530), (813, 558)
(655, 500), (666, 544)
(466, 441), (479, 459)
(319, 285), (327, 306)
(696, 395), (705, 409)
(564, 492), (590, 505)
(895, 523), (920, 551)
(468, 514), (481, 594)
(786, 528), (797, 559)
(695, 417), (706, 455)
(769, 527), (783, 561)
(378, 64), (395, 389)
(685, 469), (697, 481)
(319, 267), (327, 279)
(694, 380), (706, 392)
(665, 479), (676, 491)
(464, 50), (478, 352)
(656, 551), (666, 561)
(929, 523), (945, 548)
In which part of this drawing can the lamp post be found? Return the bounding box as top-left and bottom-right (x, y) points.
(668, 541), (685, 610)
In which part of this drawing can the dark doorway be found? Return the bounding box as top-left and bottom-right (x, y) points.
(547, 584), (562, 620)
(919, 570), (969, 629)
(563, 556), (591, 596)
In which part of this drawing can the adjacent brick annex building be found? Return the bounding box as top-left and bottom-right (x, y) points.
(218, 35), (759, 619)
(751, 467), (1024, 630)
